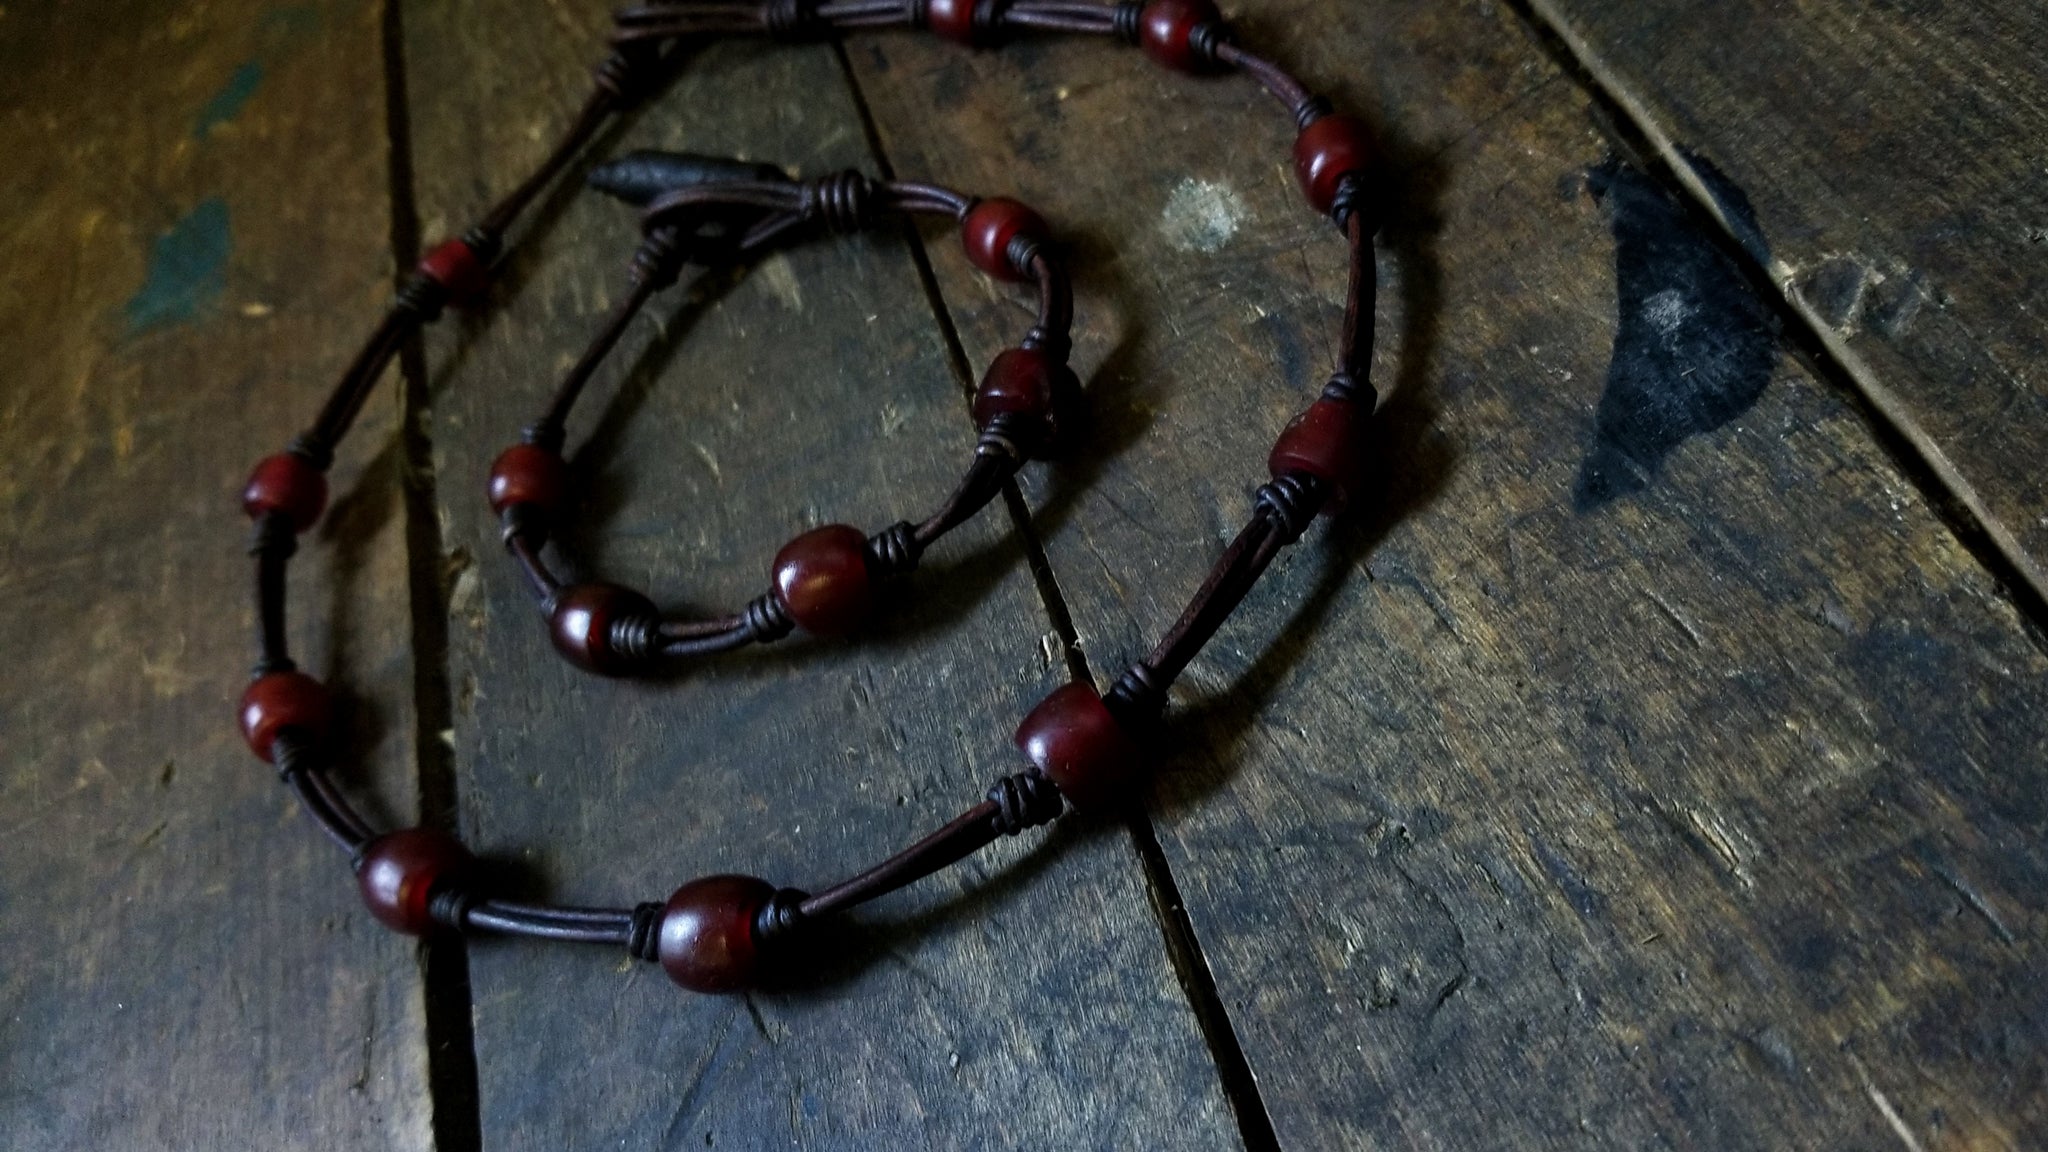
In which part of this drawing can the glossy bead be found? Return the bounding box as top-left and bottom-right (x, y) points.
(925, 0), (979, 45)
(355, 828), (472, 935)
(1139, 0), (1219, 72)
(1014, 681), (1143, 811)
(241, 452), (328, 532)
(417, 237), (492, 307)
(548, 582), (656, 675)
(974, 347), (1057, 428)
(657, 874), (774, 993)
(771, 524), (873, 637)
(238, 671), (332, 763)
(1268, 396), (1368, 506)
(1292, 113), (1382, 216)
(961, 198), (1047, 282)
(487, 443), (569, 518)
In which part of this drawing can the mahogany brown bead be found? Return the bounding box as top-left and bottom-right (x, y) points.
(487, 443), (570, 518)
(417, 237), (492, 307)
(1268, 396), (1368, 507)
(355, 828), (472, 935)
(657, 874), (774, 993)
(1139, 0), (1220, 72)
(1292, 113), (1382, 217)
(548, 582), (656, 675)
(239, 671), (332, 763)
(925, 0), (980, 45)
(961, 197), (1047, 282)
(974, 346), (1056, 429)
(242, 452), (328, 532)
(1014, 681), (1144, 811)
(771, 524), (873, 637)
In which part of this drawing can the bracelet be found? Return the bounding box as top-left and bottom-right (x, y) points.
(488, 154), (1078, 673)
(234, 0), (1384, 995)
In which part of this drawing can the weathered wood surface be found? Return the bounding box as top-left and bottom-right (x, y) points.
(1526, 0), (2048, 604)
(402, 6), (1239, 1148)
(848, 0), (2048, 1147)
(0, 0), (434, 1148)
(8, 0), (2048, 1147)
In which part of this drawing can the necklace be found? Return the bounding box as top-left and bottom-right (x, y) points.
(236, 0), (1380, 994)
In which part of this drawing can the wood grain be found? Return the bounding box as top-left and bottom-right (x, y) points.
(844, 2), (2048, 1147)
(0, 0), (433, 1148)
(400, 7), (1241, 1148)
(1524, 0), (2048, 603)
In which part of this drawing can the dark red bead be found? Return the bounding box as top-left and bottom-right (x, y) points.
(657, 874), (774, 993)
(925, 0), (979, 45)
(548, 582), (656, 675)
(417, 238), (491, 307)
(241, 452), (328, 532)
(1139, 0), (1219, 72)
(1292, 113), (1383, 216)
(238, 671), (332, 763)
(974, 347), (1056, 428)
(1014, 682), (1144, 811)
(355, 828), (472, 935)
(1268, 396), (1368, 506)
(771, 524), (873, 637)
(961, 198), (1047, 282)
(487, 443), (570, 518)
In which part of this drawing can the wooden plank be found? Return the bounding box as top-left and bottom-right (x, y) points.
(0, 1), (434, 1148)
(1524, 0), (2048, 602)
(400, 7), (1242, 1148)
(845, 1), (2048, 1146)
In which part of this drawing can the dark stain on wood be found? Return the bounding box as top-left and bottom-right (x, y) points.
(1576, 154), (1777, 509)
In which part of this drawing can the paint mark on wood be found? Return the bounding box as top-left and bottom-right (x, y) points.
(1575, 154), (1777, 509)
(1160, 177), (1248, 253)
(125, 198), (230, 333)
(193, 60), (262, 137)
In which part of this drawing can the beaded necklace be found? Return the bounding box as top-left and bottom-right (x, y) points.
(236, 0), (1381, 994)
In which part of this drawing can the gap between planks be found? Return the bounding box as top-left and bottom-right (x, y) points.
(383, 0), (484, 1148)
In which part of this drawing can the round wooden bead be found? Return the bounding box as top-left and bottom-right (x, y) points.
(1139, 0), (1220, 72)
(657, 874), (774, 993)
(925, 0), (980, 45)
(974, 346), (1057, 429)
(241, 452), (328, 532)
(548, 582), (656, 675)
(1014, 681), (1143, 811)
(238, 671), (332, 763)
(417, 237), (492, 307)
(961, 198), (1047, 282)
(1267, 396), (1367, 506)
(487, 443), (569, 518)
(771, 524), (874, 637)
(355, 828), (472, 935)
(1292, 113), (1382, 216)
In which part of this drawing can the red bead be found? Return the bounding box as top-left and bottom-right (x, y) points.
(1014, 682), (1143, 811)
(241, 452), (328, 532)
(1267, 396), (1368, 507)
(548, 582), (656, 676)
(1139, 0), (1219, 72)
(961, 198), (1047, 282)
(657, 875), (774, 993)
(487, 443), (569, 518)
(771, 524), (873, 637)
(417, 238), (491, 308)
(355, 828), (472, 935)
(974, 347), (1056, 427)
(1292, 113), (1383, 216)
(238, 671), (332, 763)
(926, 0), (980, 45)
